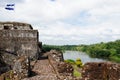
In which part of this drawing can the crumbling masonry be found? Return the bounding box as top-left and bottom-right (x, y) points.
(0, 22), (41, 79)
(82, 62), (120, 80)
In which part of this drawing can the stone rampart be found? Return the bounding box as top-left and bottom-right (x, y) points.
(0, 30), (39, 65)
(0, 22), (32, 30)
(0, 22), (40, 79)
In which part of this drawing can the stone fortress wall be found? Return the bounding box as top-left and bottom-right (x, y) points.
(0, 22), (33, 30)
(0, 22), (40, 77)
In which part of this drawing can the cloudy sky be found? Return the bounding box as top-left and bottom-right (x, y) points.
(0, 0), (120, 45)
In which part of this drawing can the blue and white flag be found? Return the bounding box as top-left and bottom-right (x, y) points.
(5, 4), (15, 10)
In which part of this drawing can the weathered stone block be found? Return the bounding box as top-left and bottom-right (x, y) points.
(107, 63), (120, 80)
(57, 62), (74, 76)
(48, 50), (64, 62)
(82, 62), (120, 80)
(13, 56), (31, 79)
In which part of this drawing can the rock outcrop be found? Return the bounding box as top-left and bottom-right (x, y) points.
(0, 56), (30, 80)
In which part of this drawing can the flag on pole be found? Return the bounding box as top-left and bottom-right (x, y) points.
(5, 4), (15, 10)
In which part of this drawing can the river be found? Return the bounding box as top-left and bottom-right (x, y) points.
(63, 51), (107, 64)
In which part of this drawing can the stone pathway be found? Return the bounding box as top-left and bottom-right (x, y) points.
(22, 59), (59, 80)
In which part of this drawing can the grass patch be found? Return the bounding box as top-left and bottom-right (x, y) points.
(72, 65), (81, 77)
(73, 69), (81, 77)
(64, 59), (82, 78)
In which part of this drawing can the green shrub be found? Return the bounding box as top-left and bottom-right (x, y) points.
(75, 58), (83, 68)
(64, 59), (75, 64)
(109, 56), (120, 63)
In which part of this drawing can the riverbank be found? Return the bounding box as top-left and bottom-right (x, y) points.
(43, 40), (120, 63)
(63, 51), (107, 64)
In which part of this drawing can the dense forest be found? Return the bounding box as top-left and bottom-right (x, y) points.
(43, 40), (120, 63)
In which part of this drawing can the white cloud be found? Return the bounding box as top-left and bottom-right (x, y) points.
(37, 20), (120, 45)
(0, 0), (120, 45)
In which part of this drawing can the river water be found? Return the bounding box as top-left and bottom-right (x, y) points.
(63, 51), (107, 64)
